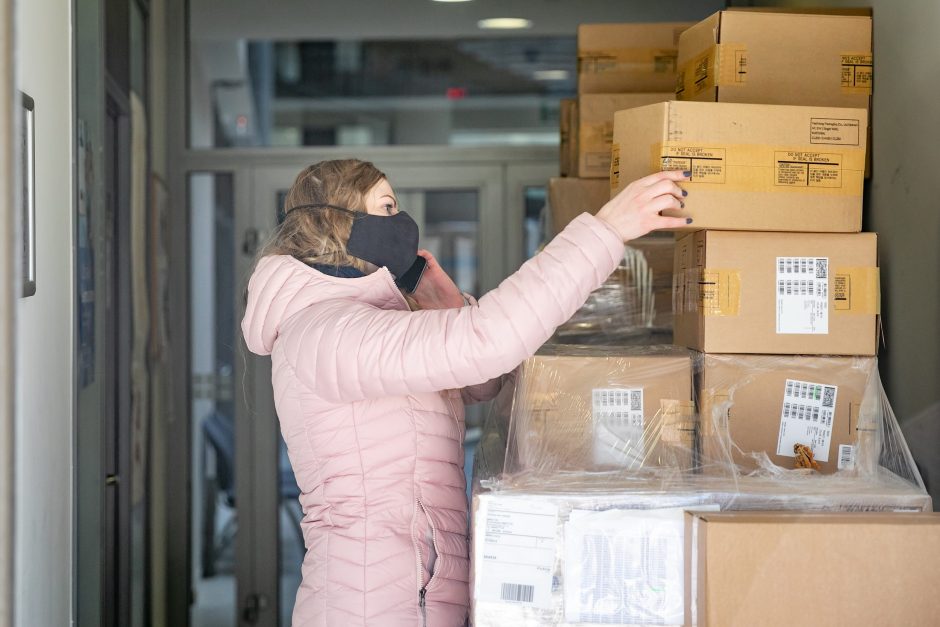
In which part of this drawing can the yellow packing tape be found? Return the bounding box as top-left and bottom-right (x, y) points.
(610, 143), (621, 188)
(841, 52), (873, 94)
(700, 268), (741, 317)
(676, 43), (747, 99)
(579, 47), (679, 75)
(651, 141), (865, 196)
(833, 266), (880, 314)
(659, 399), (696, 443)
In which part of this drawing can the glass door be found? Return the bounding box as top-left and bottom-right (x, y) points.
(246, 161), (504, 626)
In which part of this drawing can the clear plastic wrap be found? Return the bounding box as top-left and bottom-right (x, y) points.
(552, 237), (674, 345)
(503, 344), (698, 476)
(471, 347), (930, 626)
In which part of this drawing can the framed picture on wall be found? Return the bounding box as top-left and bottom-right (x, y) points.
(21, 92), (35, 297)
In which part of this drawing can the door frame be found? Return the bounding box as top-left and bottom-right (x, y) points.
(0, 0), (15, 625)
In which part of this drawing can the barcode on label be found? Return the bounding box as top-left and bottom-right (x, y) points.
(630, 391), (641, 411)
(838, 444), (856, 470)
(500, 582), (535, 603)
(822, 386), (836, 408)
(815, 258), (828, 279)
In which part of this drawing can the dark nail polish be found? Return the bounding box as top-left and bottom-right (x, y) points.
(686, 218), (693, 224)
(680, 202), (685, 209)
(683, 170), (692, 177)
(682, 189), (688, 197)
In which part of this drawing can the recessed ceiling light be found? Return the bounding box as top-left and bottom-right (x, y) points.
(432, 0), (473, 3)
(477, 17), (533, 30)
(533, 69), (569, 81)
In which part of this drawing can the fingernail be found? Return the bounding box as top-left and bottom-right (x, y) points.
(686, 218), (693, 224)
(682, 189), (688, 197)
(680, 201), (685, 209)
(683, 170), (692, 177)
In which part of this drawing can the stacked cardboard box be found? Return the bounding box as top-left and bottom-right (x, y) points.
(549, 22), (692, 341)
(470, 12), (932, 627)
(610, 10), (880, 474)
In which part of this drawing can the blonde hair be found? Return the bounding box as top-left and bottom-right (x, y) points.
(255, 159), (419, 309)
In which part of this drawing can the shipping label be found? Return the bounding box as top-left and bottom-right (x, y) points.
(610, 143), (621, 187)
(775, 151), (843, 188)
(592, 388), (644, 466)
(837, 444), (856, 470)
(776, 379), (838, 463)
(776, 257), (829, 334)
(660, 146), (726, 183)
(841, 53), (873, 93)
(474, 497), (558, 609)
(810, 118), (861, 146)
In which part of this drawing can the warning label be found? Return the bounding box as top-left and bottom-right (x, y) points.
(841, 53), (873, 92)
(775, 152), (843, 188)
(810, 118), (861, 146)
(661, 146), (725, 183)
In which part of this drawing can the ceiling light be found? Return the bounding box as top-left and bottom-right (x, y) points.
(477, 17), (533, 30)
(432, 0), (473, 3)
(533, 69), (569, 81)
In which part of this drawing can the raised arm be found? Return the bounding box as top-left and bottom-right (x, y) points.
(279, 171), (691, 403)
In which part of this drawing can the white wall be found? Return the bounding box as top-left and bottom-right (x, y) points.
(14, 0), (73, 625)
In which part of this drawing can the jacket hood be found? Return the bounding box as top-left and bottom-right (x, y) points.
(241, 255), (408, 355)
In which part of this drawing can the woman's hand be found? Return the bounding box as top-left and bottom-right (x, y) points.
(411, 249), (466, 310)
(595, 170), (692, 242)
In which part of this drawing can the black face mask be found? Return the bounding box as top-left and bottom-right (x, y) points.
(287, 203), (423, 285)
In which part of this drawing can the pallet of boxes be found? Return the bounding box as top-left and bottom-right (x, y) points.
(471, 10), (940, 627)
(551, 21), (691, 345)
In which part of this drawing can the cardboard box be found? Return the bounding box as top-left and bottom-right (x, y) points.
(677, 10), (873, 177)
(676, 11), (871, 109)
(547, 177), (609, 236)
(673, 231), (879, 355)
(576, 92), (672, 178)
(505, 346), (695, 474)
(698, 354), (877, 474)
(470, 486), (930, 627)
(610, 101), (866, 232)
(558, 98), (576, 176)
(578, 22), (692, 94)
(685, 512), (940, 627)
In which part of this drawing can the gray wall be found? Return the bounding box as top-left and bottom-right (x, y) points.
(14, 0), (74, 624)
(731, 0), (940, 423)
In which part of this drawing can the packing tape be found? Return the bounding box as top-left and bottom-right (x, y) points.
(700, 268), (741, 317)
(841, 52), (873, 94)
(659, 399), (696, 443)
(676, 43), (747, 99)
(697, 390), (729, 437)
(610, 143), (621, 189)
(578, 47), (679, 75)
(650, 141), (866, 196)
(833, 266), (880, 315)
(580, 122), (615, 172)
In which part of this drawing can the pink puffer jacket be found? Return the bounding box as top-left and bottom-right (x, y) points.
(241, 214), (624, 626)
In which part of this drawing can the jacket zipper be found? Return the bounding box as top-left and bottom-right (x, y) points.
(415, 498), (440, 627)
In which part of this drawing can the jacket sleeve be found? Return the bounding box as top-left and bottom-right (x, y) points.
(460, 374), (508, 406)
(281, 214), (624, 404)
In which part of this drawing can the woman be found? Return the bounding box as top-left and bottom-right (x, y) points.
(242, 159), (690, 627)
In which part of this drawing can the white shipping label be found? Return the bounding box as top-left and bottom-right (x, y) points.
(592, 389), (644, 466)
(474, 496), (558, 609)
(776, 257), (829, 334)
(838, 444), (856, 470)
(776, 379), (838, 463)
